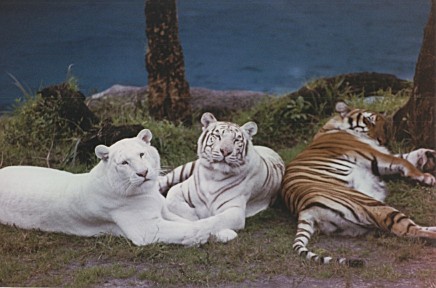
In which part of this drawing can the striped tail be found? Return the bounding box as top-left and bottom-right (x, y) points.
(293, 219), (365, 267)
(159, 161), (197, 196)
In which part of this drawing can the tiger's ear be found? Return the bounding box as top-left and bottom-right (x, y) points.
(137, 129), (152, 145)
(241, 121), (258, 139)
(201, 112), (217, 128)
(95, 145), (110, 161)
(335, 101), (351, 118)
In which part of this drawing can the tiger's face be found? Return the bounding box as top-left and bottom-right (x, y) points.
(95, 129), (161, 195)
(315, 102), (387, 145)
(360, 111), (387, 145)
(198, 112), (257, 173)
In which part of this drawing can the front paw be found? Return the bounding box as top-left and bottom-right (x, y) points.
(182, 231), (210, 246)
(178, 223), (211, 246)
(417, 173), (436, 186)
(408, 149), (436, 174)
(212, 229), (238, 243)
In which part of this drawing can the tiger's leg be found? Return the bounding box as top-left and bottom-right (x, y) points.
(196, 206), (246, 243)
(367, 149), (435, 185)
(367, 205), (436, 239)
(165, 182), (200, 221)
(159, 161), (197, 195)
(165, 181), (239, 243)
(198, 208), (245, 243)
(293, 210), (365, 266)
(115, 216), (211, 246)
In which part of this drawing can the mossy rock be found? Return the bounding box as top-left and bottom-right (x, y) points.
(38, 83), (99, 132)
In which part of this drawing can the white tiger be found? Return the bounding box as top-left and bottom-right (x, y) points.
(159, 112), (285, 242)
(0, 129), (212, 246)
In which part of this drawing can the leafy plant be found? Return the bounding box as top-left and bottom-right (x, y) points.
(232, 95), (315, 150)
(302, 77), (355, 117)
(2, 95), (77, 167)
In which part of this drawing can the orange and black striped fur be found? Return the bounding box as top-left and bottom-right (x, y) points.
(281, 102), (436, 266)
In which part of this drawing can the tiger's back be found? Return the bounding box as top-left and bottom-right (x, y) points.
(246, 145), (285, 217)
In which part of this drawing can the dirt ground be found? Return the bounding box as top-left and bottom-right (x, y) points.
(94, 237), (436, 288)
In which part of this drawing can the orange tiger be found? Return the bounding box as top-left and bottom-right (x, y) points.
(281, 102), (436, 266)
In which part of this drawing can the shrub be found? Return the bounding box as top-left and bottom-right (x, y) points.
(2, 97), (77, 167)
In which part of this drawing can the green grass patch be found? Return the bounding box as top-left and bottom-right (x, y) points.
(0, 78), (434, 287)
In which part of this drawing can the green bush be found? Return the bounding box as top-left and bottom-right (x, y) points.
(1, 85), (85, 167)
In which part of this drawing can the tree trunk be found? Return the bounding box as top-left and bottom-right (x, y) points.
(392, 0), (435, 148)
(145, 0), (192, 125)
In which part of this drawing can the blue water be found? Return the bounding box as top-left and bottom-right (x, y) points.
(0, 0), (431, 111)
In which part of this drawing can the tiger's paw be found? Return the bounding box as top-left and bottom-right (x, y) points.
(181, 232), (210, 247)
(418, 173), (436, 186)
(423, 173), (435, 186)
(212, 229), (238, 243)
(407, 149), (436, 174)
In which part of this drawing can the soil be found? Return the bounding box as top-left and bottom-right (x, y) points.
(93, 237), (436, 288)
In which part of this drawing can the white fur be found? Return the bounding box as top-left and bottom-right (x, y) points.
(165, 113), (285, 242)
(395, 148), (435, 171)
(0, 129), (211, 246)
(339, 132), (435, 200)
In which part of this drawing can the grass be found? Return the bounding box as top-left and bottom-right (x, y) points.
(0, 78), (435, 287)
(2, 200), (433, 286)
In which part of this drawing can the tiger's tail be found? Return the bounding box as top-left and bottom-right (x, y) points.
(293, 218), (365, 267)
(293, 207), (436, 267)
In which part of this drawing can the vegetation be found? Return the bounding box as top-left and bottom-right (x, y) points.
(0, 78), (434, 287)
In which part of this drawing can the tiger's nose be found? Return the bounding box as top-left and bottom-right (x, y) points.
(220, 148), (232, 157)
(136, 170), (148, 178)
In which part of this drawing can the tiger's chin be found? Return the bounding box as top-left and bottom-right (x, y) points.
(128, 177), (158, 193)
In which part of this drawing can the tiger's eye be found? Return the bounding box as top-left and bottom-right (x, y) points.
(122, 161), (129, 165)
(140, 153), (145, 158)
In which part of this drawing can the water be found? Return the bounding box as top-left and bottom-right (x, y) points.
(0, 0), (431, 111)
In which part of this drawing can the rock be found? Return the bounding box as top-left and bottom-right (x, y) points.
(38, 83), (99, 132)
(286, 72), (411, 116)
(86, 85), (268, 118)
(86, 84), (148, 111)
(89, 84), (148, 100)
(72, 119), (144, 164)
(87, 73), (409, 118)
(189, 87), (267, 118)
